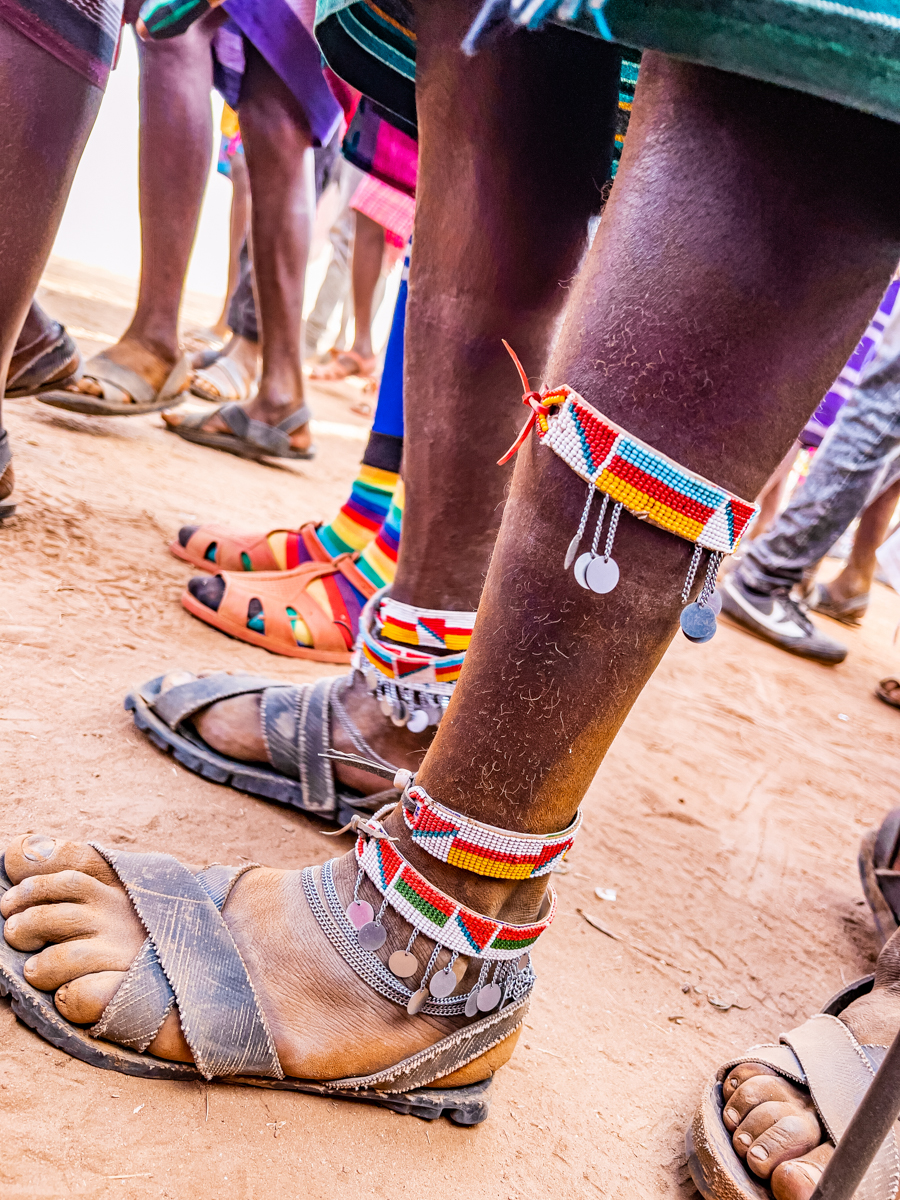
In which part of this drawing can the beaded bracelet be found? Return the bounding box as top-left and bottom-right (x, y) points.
(402, 783), (581, 880)
(354, 589), (475, 730)
(498, 344), (759, 642)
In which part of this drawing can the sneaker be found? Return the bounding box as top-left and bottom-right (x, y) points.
(719, 573), (848, 663)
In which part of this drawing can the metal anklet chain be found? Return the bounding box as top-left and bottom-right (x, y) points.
(331, 676), (399, 772)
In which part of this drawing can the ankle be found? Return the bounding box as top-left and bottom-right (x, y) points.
(828, 569), (869, 601)
(120, 325), (180, 365)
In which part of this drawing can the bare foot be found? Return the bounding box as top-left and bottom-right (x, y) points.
(721, 932), (900, 1198)
(0, 831), (522, 1081)
(156, 668), (434, 796)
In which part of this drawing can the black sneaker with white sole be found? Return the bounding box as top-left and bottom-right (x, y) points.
(719, 573), (848, 664)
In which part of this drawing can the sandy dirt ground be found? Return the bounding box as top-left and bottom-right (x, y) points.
(2, 258), (900, 1200)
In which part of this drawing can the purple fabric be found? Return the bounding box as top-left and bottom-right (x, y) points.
(223, 0), (342, 147)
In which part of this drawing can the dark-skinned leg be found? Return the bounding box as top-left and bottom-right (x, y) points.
(0, 25), (103, 504)
(165, 42), (315, 451)
(63, 12), (220, 403)
(310, 210), (385, 378)
(826, 475), (900, 602)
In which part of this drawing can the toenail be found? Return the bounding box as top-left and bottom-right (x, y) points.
(748, 1147), (768, 1161)
(22, 835), (56, 861)
(724, 1108), (740, 1123)
(736, 1134), (751, 1147)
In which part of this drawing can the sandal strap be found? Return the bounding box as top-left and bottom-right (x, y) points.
(334, 552), (378, 599)
(217, 562), (349, 656)
(194, 355), (251, 400)
(182, 524), (278, 572)
(0, 429), (9, 474)
(150, 671), (276, 730)
(261, 677), (341, 813)
(84, 353), (189, 405)
(89, 846), (281, 1080)
(217, 402), (311, 457)
(874, 807), (900, 870)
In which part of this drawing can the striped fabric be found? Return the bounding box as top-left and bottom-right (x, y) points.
(350, 171), (415, 247)
(317, 463), (400, 557)
(355, 477), (403, 589)
(1, 0), (123, 88)
(379, 596), (475, 652)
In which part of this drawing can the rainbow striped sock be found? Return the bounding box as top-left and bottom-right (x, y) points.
(317, 464), (400, 558)
(355, 480), (404, 589)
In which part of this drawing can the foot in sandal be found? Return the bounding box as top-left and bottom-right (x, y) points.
(188, 334), (258, 403)
(0, 767), (561, 1116)
(163, 384), (313, 462)
(37, 335), (190, 416)
(308, 348), (377, 382)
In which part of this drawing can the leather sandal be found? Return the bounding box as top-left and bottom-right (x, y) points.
(170, 520), (335, 573)
(807, 581), (869, 626)
(166, 402), (315, 462)
(181, 555), (377, 661)
(6, 321), (82, 398)
(38, 352), (190, 416)
(687, 975), (894, 1200)
(859, 807), (900, 943)
(0, 430), (15, 522)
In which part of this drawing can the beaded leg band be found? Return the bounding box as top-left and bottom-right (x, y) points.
(354, 588), (477, 730)
(499, 345), (759, 642)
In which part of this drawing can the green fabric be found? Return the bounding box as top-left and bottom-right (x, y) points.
(557, 0), (900, 122)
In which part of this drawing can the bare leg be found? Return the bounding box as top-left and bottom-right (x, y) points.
(0, 24), (103, 501)
(209, 152), (251, 340)
(311, 211), (385, 376)
(828, 475), (900, 600)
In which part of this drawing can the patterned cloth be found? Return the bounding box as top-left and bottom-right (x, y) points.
(350, 171), (415, 247)
(0, 0), (124, 87)
(343, 96), (417, 196)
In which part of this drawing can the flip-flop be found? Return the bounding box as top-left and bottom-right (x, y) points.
(0, 850), (500, 1123)
(875, 678), (900, 711)
(859, 807), (900, 944)
(37, 352), (191, 416)
(181, 555), (375, 660)
(125, 670), (399, 824)
(170, 520), (335, 573)
(309, 348), (377, 382)
(0, 430), (15, 522)
(807, 581), (869, 626)
(687, 974), (895, 1200)
(166, 402), (315, 462)
(6, 322), (82, 398)
(190, 356), (255, 403)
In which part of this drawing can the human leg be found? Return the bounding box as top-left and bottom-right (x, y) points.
(309, 210), (384, 379)
(815, 475), (900, 611)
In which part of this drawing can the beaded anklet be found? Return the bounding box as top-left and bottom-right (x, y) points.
(402, 783), (581, 880)
(354, 589), (477, 731)
(499, 345), (759, 642)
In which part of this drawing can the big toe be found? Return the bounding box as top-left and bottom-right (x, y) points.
(159, 669), (196, 694)
(4, 835), (118, 886)
(55, 971), (125, 1025)
(771, 1142), (831, 1200)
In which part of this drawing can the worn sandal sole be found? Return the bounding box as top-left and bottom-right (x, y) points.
(686, 975), (875, 1199)
(6, 365), (81, 399)
(859, 825), (900, 945)
(181, 588), (351, 663)
(126, 675), (363, 824)
(0, 861), (491, 1123)
(168, 424), (316, 462)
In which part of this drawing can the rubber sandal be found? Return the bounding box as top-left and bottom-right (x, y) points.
(0, 430), (15, 522)
(166, 401), (315, 462)
(190, 355), (255, 403)
(37, 352), (191, 416)
(181, 555), (376, 661)
(859, 807), (900, 944)
(6, 322), (82, 398)
(309, 348), (377, 382)
(170, 521), (334, 574)
(125, 670), (398, 823)
(0, 851), (497, 1123)
(181, 326), (227, 356)
(687, 974), (896, 1200)
(875, 678), (900, 711)
(807, 581), (869, 626)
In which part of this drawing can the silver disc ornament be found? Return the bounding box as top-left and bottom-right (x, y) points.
(357, 921), (387, 951)
(429, 966), (458, 998)
(573, 552), (591, 589)
(707, 588), (723, 615)
(680, 602), (717, 644)
(407, 986), (429, 1016)
(388, 950), (419, 979)
(584, 555), (619, 594)
(465, 989), (481, 1018)
(406, 708), (429, 734)
(346, 900), (374, 930)
(476, 982), (502, 1012)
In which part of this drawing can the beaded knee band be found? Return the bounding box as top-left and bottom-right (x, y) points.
(354, 588), (477, 730)
(499, 345), (759, 643)
(402, 783), (581, 880)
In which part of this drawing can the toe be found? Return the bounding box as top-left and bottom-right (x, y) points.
(25, 936), (140, 991)
(3, 836), (118, 887)
(158, 669), (196, 694)
(55, 971), (125, 1024)
(723, 1070), (812, 1131)
(771, 1142), (831, 1200)
(736, 1105), (822, 1177)
(4, 900), (99, 951)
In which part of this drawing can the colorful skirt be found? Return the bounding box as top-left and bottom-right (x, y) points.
(0, 0), (123, 88)
(316, 0), (900, 125)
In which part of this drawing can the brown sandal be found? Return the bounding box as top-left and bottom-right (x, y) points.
(180, 555), (377, 662)
(170, 521), (334, 573)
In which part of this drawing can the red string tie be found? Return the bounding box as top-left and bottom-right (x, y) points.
(497, 339), (551, 466)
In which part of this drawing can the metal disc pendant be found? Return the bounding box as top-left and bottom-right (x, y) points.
(564, 533), (582, 569)
(357, 921), (387, 951)
(476, 982), (502, 1012)
(346, 900), (374, 930)
(365, 669), (379, 691)
(390, 700), (409, 727)
(407, 986), (429, 1016)
(378, 695), (394, 717)
(388, 950), (419, 979)
(584, 555), (620, 594)
(406, 708), (429, 734)
(465, 988), (481, 1018)
(429, 966), (458, 998)
(574, 552), (592, 589)
(708, 588), (723, 615)
(517, 953), (530, 971)
(680, 602), (717, 644)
